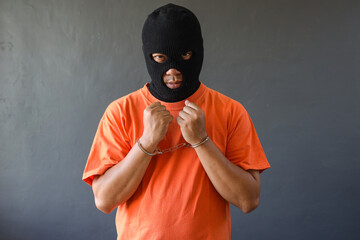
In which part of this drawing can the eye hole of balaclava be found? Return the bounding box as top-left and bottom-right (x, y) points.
(152, 51), (193, 64)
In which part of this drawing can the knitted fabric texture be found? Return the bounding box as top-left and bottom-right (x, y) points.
(142, 3), (203, 102)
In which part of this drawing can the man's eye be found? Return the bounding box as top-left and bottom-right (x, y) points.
(181, 51), (192, 60)
(152, 53), (167, 63)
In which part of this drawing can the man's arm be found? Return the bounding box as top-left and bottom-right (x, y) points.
(92, 142), (153, 214)
(177, 100), (261, 213)
(92, 102), (172, 214)
(194, 139), (260, 213)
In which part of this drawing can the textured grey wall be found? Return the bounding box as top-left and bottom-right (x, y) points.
(1, 0), (359, 239)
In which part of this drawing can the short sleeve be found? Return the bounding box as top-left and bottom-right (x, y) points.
(225, 103), (270, 173)
(82, 102), (131, 186)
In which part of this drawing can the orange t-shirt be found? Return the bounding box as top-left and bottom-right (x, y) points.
(83, 83), (270, 240)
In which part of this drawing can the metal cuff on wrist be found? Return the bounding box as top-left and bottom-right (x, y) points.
(137, 139), (159, 156)
(137, 136), (210, 156)
(187, 136), (209, 148)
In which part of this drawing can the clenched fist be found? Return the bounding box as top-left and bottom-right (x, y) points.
(176, 100), (208, 145)
(140, 102), (173, 152)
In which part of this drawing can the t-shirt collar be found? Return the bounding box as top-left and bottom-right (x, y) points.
(141, 82), (206, 110)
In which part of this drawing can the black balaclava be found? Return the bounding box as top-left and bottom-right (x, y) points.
(142, 3), (204, 102)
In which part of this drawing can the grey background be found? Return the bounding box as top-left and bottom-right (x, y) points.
(1, 0), (359, 239)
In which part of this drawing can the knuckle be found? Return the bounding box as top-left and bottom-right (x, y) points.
(183, 120), (189, 127)
(160, 117), (167, 124)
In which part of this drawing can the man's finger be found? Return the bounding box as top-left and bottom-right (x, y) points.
(160, 110), (171, 116)
(148, 102), (161, 108)
(162, 112), (173, 122)
(176, 116), (184, 125)
(182, 106), (196, 115)
(185, 100), (200, 110)
(178, 110), (190, 120)
(154, 105), (166, 112)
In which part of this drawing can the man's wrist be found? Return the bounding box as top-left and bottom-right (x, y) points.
(139, 136), (158, 153)
(188, 133), (208, 146)
(188, 136), (209, 148)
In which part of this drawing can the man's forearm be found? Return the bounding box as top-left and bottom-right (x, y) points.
(92, 138), (155, 214)
(194, 138), (261, 213)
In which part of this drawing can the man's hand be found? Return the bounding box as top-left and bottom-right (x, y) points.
(176, 100), (208, 145)
(140, 102), (173, 152)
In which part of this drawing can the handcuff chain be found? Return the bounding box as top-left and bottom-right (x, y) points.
(157, 142), (189, 154)
(137, 136), (209, 156)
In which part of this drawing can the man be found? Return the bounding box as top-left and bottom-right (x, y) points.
(83, 3), (270, 240)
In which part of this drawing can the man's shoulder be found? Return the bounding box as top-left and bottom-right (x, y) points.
(203, 85), (246, 112)
(105, 87), (145, 116)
